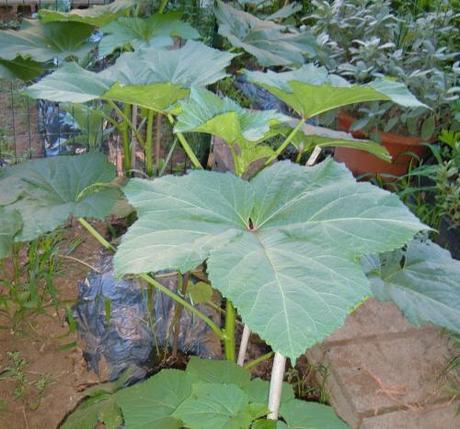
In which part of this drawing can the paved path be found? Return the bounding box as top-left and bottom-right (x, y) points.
(307, 298), (459, 428)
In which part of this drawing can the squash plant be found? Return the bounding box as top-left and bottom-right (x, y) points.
(1, 2), (459, 428)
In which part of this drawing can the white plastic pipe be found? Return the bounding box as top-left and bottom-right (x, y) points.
(237, 324), (251, 366)
(267, 352), (287, 420)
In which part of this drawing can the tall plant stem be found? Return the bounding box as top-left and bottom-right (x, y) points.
(121, 104), (131, 173)
(265, 118), (304, 166)
(77, 218), (225, 341)
(158, 0), (169, 13)
(155, 114), (162, 176)
(145, 110), (155, 177)
(224, 300), (236, 361)
(167, 114), (203, 169)
(171, 272), (189, 355)
(267, 352), (287, 420)
(108, 101), (145, 148)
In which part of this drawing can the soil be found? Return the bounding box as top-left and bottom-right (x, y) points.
(0, 222), (108, 429)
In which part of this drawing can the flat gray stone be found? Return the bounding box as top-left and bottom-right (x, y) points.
(325, 298), (416, 343)
(360, 402), (460, 429)
(306, 299), (458, 428)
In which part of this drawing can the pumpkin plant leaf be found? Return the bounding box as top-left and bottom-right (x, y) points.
(246, 65), (428, 119)
(26, 41), (235, 112)
(280, 399), (350, 428)
(368, 239), (460, 334)
(26, 62), (113, 103)
(174, 383), (255, 429)
(114, 159), (426, 360)
(114, 369), (190, 429)
(0, 56), (44, 81)
(99, 12), (200, 58)
(187, 281), (214, 304)
(186, 356), (251, 389)
(1, 152), (120, 242)
(0, 209), (22, 260)
(0, 19), (94, 64)
(39, 0), (137, 27)
(215, 0), (317, 67)
(175, 87), (288, 173)
(283, 122), (391, 161)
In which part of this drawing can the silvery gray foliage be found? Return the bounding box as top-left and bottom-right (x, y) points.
(307, 0), (460, 137)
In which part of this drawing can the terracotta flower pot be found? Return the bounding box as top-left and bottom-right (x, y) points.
(334, 112), (428, 178)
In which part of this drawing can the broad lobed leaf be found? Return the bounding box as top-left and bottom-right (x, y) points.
(38, 0), (137, 27)
(115, 159), (426, 359)
(0, 19), (94, 63)
(0, 152), (120, 242)
(215, 1), (317, 67)
(368, 239), (460, 334)
(26, 41), (235, 112)
(99, 12), (200, 58)
(246, 64), (428, 119)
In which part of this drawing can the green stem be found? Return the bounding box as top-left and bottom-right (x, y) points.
(167, 114), (203, 169)
(141, 273), (225, 341)
(224, 300), (236, 361)
(121, 104), (131, 173)
(158, 0), (169, 13)
(265, 118), (305, 166)
(145, 110), (155, 177)
(76, 218), (225, 342)
(108, 100), (145, 148)
(244, 352), (274, 371)
(78, 218), (114, 251)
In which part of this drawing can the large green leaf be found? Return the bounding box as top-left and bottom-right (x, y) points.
(0, 209), (22, 259)
(0, 19), (94, 63)
(0, 56), (44, 81)
(1, 152), (120, 242)
(368, 239), (460, 334)
(283, 122), (391, 161)
(246, 64), (428, 119)
(99, 12), (200, 58)
(175, 87), (288, 173)
(174, 383), (257, 429)
(26, 41), (235, 112)
(280, 400), (349, 429)
(215, 1), (317, 67)
(186, 356), (251, 389)
(39, 0), (136, 27)
(26, 62), (112, 103)
(114, 159), (426, 359)
(115, 369), (189, 429)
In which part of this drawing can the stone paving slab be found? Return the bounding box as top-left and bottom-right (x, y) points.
(306, 298), (459, 428)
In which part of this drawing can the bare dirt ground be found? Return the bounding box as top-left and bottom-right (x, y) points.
(0, 223), (107, 429)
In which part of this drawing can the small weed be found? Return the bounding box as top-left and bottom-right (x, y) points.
(0, 352), (28, 399)
(0, 352), (53, 409)
(0, 231), (63, 329)
(286, 359), (330, 404)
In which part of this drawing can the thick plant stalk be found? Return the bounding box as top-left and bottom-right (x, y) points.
(224, 300), (236, 361)
(121, 104), (131, 174)
(265, 118), (304, 165)
(167, 114), (203, 169)
(267, 352), (287, 420)
(77, 218), (225, 342)
(145, 110), (155, 176)
(155, 114), (162, 175)
(171, 272), (189, 356)
(237, 324), (250, 366)
(131, 105), (138, 171)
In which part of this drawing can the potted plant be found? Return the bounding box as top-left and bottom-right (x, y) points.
(436, 129), (460, 258)
(308, 0), (460, 177)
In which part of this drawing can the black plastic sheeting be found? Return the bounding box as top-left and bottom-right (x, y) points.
(74, 255), (219, 381)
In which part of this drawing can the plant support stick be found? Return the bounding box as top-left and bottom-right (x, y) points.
(267, 352), (287, 420)
(237, 324), (250, 366)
